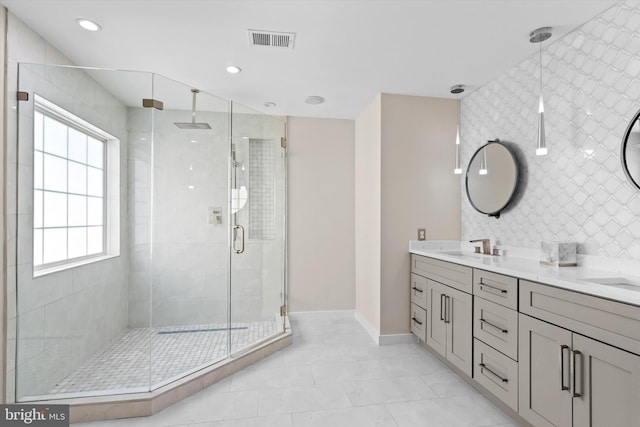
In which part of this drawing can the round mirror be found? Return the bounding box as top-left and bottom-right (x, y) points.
(465, 140), (519, 218)
(622, 109), (640, 190)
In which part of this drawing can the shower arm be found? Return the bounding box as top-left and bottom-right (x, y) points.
(190, 89), (198, 124)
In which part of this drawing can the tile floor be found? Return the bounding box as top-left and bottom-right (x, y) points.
(75, 312), (521, 426)
(49, 321), (278, 395)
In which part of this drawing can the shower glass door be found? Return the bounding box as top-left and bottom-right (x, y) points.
(149, 74), (231, 388)
(229, 102), (287, 354)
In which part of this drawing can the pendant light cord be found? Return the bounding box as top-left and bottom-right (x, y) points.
(539, 40), (543, 94)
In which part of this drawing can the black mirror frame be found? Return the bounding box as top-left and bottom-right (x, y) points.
(621, 108), (640, 191)
(465, 139), (519, 219)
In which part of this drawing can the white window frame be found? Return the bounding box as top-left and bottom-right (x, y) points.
(33, 95), (120, 277)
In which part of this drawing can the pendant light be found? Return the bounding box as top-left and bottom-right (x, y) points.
(530, 27), (552, 156)
(451, 84), (465, 174)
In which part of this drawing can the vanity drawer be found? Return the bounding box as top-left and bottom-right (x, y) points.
(473, 269), (518, 310)
(411, 254), (473, 294)
(410, 303), (427, 341)
(473, 338), (518, 412)
(520, 280), (640, 356)
(473, 297), (518, 360)
(410, 274), (427, 309)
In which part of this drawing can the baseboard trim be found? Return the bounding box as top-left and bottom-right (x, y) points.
(378, 333), (415, 345)
(354, 311), (380, 345)
(288, 309), (355, 316)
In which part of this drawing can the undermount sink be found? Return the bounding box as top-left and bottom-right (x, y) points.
(581, 277), (640, 291)
(439, 251), (484, 259)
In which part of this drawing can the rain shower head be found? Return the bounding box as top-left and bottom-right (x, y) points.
(174, 89), (212, 130)
(175, 122), (211, 130)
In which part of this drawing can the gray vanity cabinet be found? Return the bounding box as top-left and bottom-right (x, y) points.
(519, 314), (640, 427)
(426, 278), (473, 377)
(410, 250), (640, 427)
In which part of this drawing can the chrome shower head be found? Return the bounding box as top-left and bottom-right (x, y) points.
(174, 89), (212, 129)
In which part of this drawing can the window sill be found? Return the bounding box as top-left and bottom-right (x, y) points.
(33, 254), (120, 278)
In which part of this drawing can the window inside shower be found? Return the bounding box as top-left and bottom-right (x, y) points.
(10, 64), (287, 402)
(32, 95), (121, 275)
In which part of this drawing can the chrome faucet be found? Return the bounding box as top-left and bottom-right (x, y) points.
(470, 239), (491, 255)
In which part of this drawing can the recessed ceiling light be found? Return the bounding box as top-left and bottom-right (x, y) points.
(76, 18), (101, 32)
(264, 102), (276, 108)
(305, 96), (325, 105)
(226, 65), (242, 74)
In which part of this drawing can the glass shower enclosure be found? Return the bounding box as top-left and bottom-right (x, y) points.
(10, 64), (287, 401)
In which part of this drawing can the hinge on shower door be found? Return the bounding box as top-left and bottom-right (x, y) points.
(281, 137), (287, 148)
(142, 98), (164, 110)
(17, 91), (29, 101)
(280, 305), (287, 317)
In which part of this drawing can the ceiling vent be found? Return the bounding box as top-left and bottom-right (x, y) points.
(248, 29), (295, 49)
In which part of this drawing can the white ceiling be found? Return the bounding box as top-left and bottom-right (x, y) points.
(0, 0), (619, 119)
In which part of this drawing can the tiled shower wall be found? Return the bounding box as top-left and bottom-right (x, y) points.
(6, 13), (129, 399)
(249, 139), (276, 240)
(461, 1), (640, 260)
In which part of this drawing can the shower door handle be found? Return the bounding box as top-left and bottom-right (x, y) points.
(233, 225), (245, 254)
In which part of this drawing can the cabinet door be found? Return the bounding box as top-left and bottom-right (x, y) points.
(572, 334), (640, 427)
(426, 279), (447, 358)
(519, 314), (573, 427)
(446, 286), (473, 377)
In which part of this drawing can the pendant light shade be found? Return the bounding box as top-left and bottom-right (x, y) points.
(536, 94), (547, 155)
(530, 27), (552, 156)
(451, 84), (465, 174)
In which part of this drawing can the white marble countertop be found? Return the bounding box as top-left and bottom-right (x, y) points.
(409, 240), (640, 308)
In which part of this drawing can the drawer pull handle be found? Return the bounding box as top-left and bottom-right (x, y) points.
(572, 350), (583, 398)
(444, 295), (451, 324)
(479, 363), (508, 383)
(560, 345), (570, 391)
(479, 318), (508, 334)
(411, 286), (424, 293)
(479, 281), (508, 294)
(411, 317), (423, 326)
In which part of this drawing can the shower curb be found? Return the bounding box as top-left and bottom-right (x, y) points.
(31, 330), (292, 423)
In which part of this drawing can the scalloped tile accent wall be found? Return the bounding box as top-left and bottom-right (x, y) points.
(461, 1), (640, 260)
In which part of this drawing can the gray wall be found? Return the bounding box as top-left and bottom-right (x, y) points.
(461, 1), (640, 260)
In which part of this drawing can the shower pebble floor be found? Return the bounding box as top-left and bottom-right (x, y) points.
(50, 321), (278, 394)
(75, 312), (520, 427)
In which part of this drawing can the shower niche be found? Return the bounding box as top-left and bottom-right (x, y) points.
(9, 64), (288, 408)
